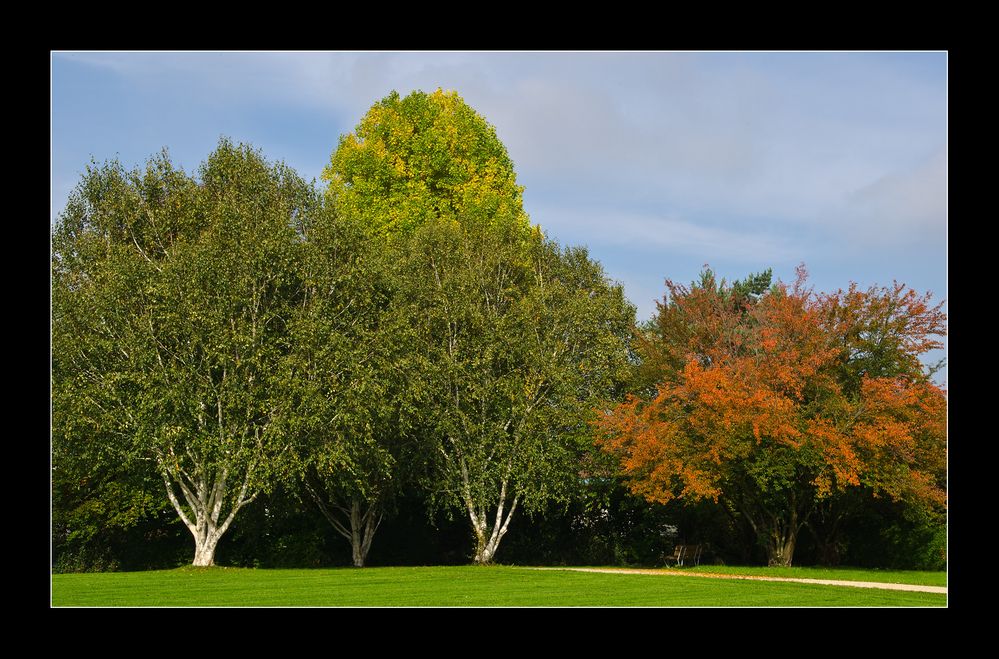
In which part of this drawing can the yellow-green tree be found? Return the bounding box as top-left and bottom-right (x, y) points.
(323, 89), (533, 237)
(320, 90), (634, 564)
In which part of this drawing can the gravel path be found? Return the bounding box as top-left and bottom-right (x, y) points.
(523, 566), (947, 594)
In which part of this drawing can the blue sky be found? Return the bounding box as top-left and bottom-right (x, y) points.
(51, 51), (947, 381)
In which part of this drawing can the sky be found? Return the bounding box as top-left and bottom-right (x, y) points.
(50, 51), (947, 382)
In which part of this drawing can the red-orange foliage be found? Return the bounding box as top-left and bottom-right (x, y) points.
(596, 266), (946, 565)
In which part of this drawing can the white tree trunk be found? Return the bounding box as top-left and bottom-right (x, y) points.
(159, 458), (257, 567)
(192, 527), (222, 566)
(467, 482), (519, 565)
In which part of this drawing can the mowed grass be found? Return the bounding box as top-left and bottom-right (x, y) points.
(51, 565), (946, 607)
(683, 565), (947, 587)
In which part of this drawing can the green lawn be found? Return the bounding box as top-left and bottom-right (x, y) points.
(51, 565), (946, 607)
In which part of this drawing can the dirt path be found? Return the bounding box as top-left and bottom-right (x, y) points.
(523, 566), (947, 594)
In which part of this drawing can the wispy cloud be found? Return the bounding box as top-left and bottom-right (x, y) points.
(53, 51), (946, 323)
(534, 204), (799, 264)
(842, 148), (947, 244)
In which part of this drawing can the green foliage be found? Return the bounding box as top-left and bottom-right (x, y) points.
(323, 89), (532, 238)
(730, 268), (774, 309)
(275, 203), (428, 563)
(52, 139), (312, 564)
(830, 495), (947, 571)
(52, 464), (160, 571)
(396, 219), (634, 526)
(282, 204), (422, 487)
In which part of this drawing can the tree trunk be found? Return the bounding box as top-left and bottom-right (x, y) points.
(766, 529), (798, 567)
(766, 500), (806, 567)
(159, 460), (257, 568)
(458, 457), (519, 565)
(306, 482), (383, 568)
(351, 527), (364, 568)
(472, 519), (500, 565)
(349, 499), (382, 568)
(727, 493), (805, 567)
(473, 523), (505, 564)
(192, 527), (222, 566)
(467, 490), (518, 564)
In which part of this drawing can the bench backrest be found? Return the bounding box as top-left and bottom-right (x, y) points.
(673, 544), (701, 553)
(671, 544), (702, 564)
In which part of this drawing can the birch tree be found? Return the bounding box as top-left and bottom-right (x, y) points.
(52, 140), (310, 566)
(398, 219), (634, 563)
(280, 209), (425, 567)
(321, 88), (632, 564)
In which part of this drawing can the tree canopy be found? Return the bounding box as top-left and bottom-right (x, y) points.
(278, 204), (426, 567)
(595, 267), (946, 566)
(322, 89), (533, 238)
(52, 140), (311, 566)
(320, 89), (635, 564)
(396, 218), (635, 563)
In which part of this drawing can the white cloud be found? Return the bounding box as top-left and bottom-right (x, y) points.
(534, 204), (799, 264)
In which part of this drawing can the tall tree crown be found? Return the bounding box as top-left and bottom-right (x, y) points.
(323, 89), (533, 237)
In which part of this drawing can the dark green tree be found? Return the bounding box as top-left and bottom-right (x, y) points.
(52, 140), (310, 566)
(396, 219), (635, 563)
(279, 206), (425, 567)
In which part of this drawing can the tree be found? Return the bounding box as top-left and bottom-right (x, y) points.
(595, 267), (946, 566)
(805, 281), (948, 564)
(51, 445), (170, 572)
(52, 140), (310, 566)
(322, 88), (532, 237)
(397, 218), (635, 563)
(279, 206), (425, 567)
(320, 89), (634, 565)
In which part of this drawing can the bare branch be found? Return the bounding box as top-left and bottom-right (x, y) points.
(209, 467), (228, 524)
(304, 481), (352, 540)
(128, 225), (162, 272)
(159, 466), (196, 533)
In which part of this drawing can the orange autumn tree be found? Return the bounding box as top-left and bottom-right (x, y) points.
(596, 266), (946, 566)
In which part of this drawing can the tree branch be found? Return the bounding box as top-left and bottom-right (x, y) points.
(209, 467), (228, 524)
(216, 463), (257, 539)
(304, 480), (352, 541)
(159, 465), (196, 533)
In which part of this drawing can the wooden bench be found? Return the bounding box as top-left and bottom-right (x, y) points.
(663, 543), (703, 567)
